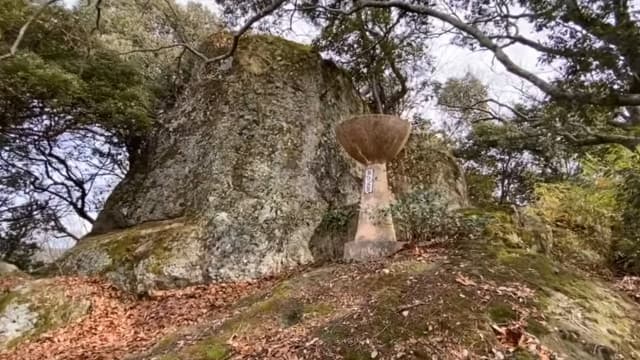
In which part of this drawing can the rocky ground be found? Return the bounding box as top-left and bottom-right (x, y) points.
(1, 237), (639, 360)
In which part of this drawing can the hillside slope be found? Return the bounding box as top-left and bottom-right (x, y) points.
(135, 240), (640, 360)
(2, 235), (638, 360)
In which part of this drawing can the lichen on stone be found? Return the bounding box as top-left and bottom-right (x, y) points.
(0, 279), (90, 349)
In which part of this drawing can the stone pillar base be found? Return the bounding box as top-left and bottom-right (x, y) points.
(343, 240), (405, 262)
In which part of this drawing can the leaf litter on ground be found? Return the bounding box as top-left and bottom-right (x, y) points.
(0, 276), (274, 360)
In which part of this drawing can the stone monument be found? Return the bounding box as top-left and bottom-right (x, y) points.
(336, 114), (411, 261)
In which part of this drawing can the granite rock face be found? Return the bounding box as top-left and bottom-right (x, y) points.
(61, 34), (363, 292)
(388, 130), (469, 209)
(0, 279), (90, 349)
(0, 261), (19, 274)
(60, 35), (469, 293)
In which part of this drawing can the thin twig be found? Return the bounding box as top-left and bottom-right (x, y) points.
(397, 301), (428, 312)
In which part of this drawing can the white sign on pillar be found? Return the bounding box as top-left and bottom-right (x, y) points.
(364, 168), (374, 194)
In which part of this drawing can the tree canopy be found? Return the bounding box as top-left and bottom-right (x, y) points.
(0, 0), (216, 265)
(213, 0), (640, 149)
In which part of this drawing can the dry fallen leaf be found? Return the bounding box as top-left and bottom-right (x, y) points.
(455, 274), (477, 287)
(0, 276), (273, 360)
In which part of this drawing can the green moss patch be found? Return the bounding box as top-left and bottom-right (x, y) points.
(492, 249), (574, 292)
(0, 291), (18, 314)
(342, 348), (372, 360)
(57, 218), (200, 292)
(525, 319), (550, 336)
(481, 247), (640, 359)
(315, 258), (496, 357)
(186, 338), (231, 360)
(487, 302), (518, 324)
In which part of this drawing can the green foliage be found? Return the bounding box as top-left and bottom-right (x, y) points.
(435, 73), (488, 138)
(0, 0), (156, 252)
(605, 149), (640, 274)
(464, 169), (498, 208)
(0, 0), (155, 136)
(78, 0), (219, 103)
(305, 6), (432, 114)
(529, 180), (616, 262)
(436, 74), (581, 206)
(447, 0), (640, 150)
(383, 189), (486, 243)
(320, 207), (355, 232)
(0, 0), (217, 256)
(220, 0), (640, 150)
(513, 146), (640, 272)
(0, 226), (39, 270)
(466, 121), (566, 205)
(532, 182), (617, 234)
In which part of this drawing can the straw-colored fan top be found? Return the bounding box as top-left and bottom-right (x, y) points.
(336, 114), (411, 164)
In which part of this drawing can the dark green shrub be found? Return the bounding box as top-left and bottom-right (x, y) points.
(382, 189), (486, 243)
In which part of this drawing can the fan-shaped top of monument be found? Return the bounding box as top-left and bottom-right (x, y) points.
(335, 114), (411, 164)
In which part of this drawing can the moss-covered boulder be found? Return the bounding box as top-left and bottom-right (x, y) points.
(58, 218), (203, 293)
(0, 261), (20, 275)
(493, 249), (640, 359)
(0, 278), (90, 349)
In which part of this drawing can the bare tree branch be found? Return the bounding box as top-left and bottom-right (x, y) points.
(560, 129), (640, 150)
(119, 43), (208, 60)
(91, 0), (103, 34)
(488, 35), (573, 57)
(0, 0), (60, 61)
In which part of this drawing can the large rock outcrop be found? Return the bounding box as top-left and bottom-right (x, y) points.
(61, 35), (363, 291)
(59, 34), (469, 293)
(388, 130), (468, 209)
